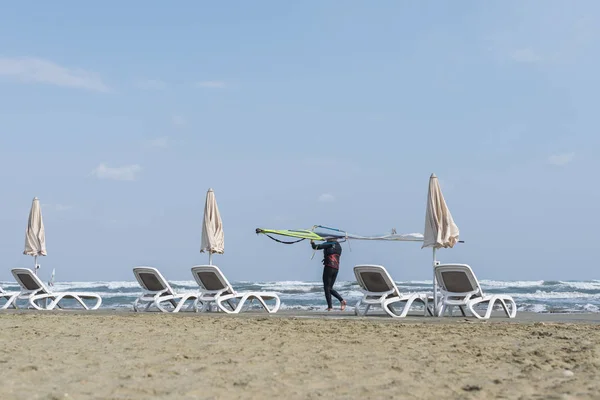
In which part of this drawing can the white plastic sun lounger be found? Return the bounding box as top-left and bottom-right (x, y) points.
(435, 264), (517, 320)
(11, 268), (102, 310)
(354, 265), (432, 318)
(0, 286), (19, 309)
(191, 265), (281, 314)
(132, 267), (201, 313)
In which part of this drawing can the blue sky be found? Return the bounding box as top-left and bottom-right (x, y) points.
(1, 1), (598, 283)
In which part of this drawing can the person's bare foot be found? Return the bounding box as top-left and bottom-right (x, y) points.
(340, 300), (347, 311)
(326, 308), (333, 311)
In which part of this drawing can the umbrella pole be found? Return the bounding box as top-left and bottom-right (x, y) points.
(34, 255), (38, 275)
(432, 248), (437, 316)
(209, 252), (213, 266)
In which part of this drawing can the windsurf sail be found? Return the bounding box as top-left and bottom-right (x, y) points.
(255, 228), (327, 244)
(256, 225), (425, 244)
(48, 268), (55, 287)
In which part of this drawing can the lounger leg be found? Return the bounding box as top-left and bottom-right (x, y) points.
(1, 295), (17, 310)
(216, 294), (280, 314)
(216, 294), (245, 314)
(383, 295), (427, 318)
(173, 297), (186, 313)
(157, 295), (184, 313)
(226, 299), (236, 311)
(437, 303), (447, 317)
(354, 300), (362, 316)
(354, 299), (373, 316)
(173, 294), (199, 313)
(252, 295), (280, 314)
(467, 299), (492, 320)
(497, 297), (517, 318)
(383, 298), (408, 318)
(180, 295), (199, 312)
(88, 296), (102, 310)
(30, 294), (54, 310)
(504, 298), (517, 318)
(48, 295), (90, 311)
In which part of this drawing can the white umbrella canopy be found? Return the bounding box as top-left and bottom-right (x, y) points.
(422, 174), (459, 315)
(422, 174), (459, 249)
(200, 188), (224, 265)
(23, 197), (47, 274)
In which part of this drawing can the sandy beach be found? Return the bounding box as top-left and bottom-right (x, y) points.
(1, 311), (599, 400)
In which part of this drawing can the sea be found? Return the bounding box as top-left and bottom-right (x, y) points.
(2, 279), (599, 313)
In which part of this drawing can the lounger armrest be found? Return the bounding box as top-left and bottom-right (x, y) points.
(152, 289), (172, 300)
(361, 289), (396, 297)
(440, 290), (479, 298)
(439, 292), (476, 307)
(61, 292), (101, 297)
(201, 289), (230, 296)
(238, 291), (280, 299)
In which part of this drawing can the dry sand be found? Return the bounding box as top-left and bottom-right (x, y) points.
(1, 311), (600, 400)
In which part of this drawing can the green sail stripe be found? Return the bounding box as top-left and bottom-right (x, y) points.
(256, 228), (325, 241)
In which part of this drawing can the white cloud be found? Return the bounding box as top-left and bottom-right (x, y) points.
(172, 115), (186, 126)
(91, 164), (142, 181)
(318, 193), (335, 203)
(0, 57), (109, 92)
(548, 152), (575, 166)
(195, 81), (226, 88)
(147, 136), (169, 148)
(136, 79), (167, 90)
(511, 48), (541, 63)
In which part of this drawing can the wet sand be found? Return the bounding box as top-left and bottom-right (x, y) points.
(0, 310), (599, 399)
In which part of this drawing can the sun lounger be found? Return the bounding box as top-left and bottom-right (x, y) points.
(132, 267), (201, 312)
(10, 268), (102, 310)
(191, 265), (281, 314)
(0, 286), (18, 309)
(435, 263), (517, 319)
(353, 264), (431, 317)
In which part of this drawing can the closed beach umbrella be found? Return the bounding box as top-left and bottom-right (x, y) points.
(24, 197), (47, 274)
(200, 188), (224, 265)
(422, 174), (459, 315)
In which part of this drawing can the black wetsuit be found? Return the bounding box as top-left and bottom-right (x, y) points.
(311, 241), (344, 309)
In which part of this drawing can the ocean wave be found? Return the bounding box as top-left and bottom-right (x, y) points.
(479, 280), (545, 289)
(557, 281), (600, 291)
(582, 303), (600, 312)
(517, 303), (548, 313)
(511, 291), (600, 300)
(2, 278), (600, 313)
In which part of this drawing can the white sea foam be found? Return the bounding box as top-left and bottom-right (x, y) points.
(258, 282), (323, 293)
(72, 291), (142, 299)
(518, 303), (547, 313)
(479, 280), (545, 289)
(47, 281), (141, 290)
(557, 281), (600, 291)
(168, 280), (197, 287)
(402, 280), (433, 285)
(511, 291), (600, 300)
(582, 303), (600, 312)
